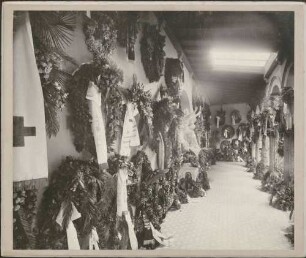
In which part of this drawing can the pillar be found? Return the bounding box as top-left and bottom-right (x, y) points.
(269, 134), (276, 171)
(261, 135), (269, 166)
(255, 139), (260, 164)
(251, 142), (256, 160)
(284, 130), (294, 182)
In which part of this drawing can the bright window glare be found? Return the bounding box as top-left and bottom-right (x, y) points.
(209, 48), (275, 72)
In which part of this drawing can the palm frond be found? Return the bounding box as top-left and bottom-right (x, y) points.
(30, 11), (76, 52)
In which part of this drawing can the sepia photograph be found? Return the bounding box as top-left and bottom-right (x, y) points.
(1, 1), (305, 257)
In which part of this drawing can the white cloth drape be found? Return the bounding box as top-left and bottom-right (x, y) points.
(283, 103), (293, 130)
(56, 202), (81, 250)
(89, 227), (99, 250)
(86, 81), (108, 167)
(13, 12), (48, 182)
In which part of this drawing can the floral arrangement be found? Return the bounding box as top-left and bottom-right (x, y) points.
(127, 76), (154, 142)
(164, 58), (184, 99)
(83, 13), (117, 61)
(253, 162), (266, 180)
(35, 49), (70, 137)
(140, 23), (166, 82)
(245, 155), (255, 172)
(67, 60), (124, 156)
(271, 178), (294, 212)
(182, 150), (199, 167)
(13, 188), (38, 249)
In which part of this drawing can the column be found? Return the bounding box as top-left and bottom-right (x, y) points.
(269, 132), (276, 171)
(284, 130), (294, 182)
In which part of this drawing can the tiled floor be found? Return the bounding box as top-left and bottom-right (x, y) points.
(158, 161), (292, 250)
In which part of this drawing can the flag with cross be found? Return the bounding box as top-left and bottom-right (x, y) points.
(13, 12), (48, 186)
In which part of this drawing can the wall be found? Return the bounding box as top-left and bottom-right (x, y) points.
(46, 12), (199, 174)
(210, 102), (251, 148)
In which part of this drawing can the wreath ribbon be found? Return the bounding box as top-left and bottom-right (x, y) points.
(56, 202), (81, 250)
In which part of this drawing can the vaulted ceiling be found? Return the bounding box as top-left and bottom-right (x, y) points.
(160, 11), (293, 106)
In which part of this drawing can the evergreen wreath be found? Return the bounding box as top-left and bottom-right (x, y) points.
(83, 12), (117, 62)
(164, 58), (184, 99)
(230, 110), (242, 124)
(67, 59), (124, 156)
(127, 76), (154, 143)
(140, 23), (166, 82)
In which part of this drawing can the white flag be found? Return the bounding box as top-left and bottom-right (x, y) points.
(13, 12), (48, 182)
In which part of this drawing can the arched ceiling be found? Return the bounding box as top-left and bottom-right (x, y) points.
(160, 11), (293, 106)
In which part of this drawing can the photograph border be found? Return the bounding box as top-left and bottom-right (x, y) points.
(2, 1), (305, 257)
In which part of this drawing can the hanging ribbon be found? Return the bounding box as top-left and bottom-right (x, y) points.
(116, 168), (138, 249)
(120, 102), (140, 157)
(149, 222), (173, 247)
(89, 227), (99, 250)
(216, 116), (220, 129)
(56, 202), (81, 250)
(231, 115), (235, 125)
(86, 81), (108, 168)
(158, 132), (165, 170)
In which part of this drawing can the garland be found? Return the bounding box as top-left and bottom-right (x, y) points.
(164, 58), (184, 99)
(13, 188), (38, 249)
(67, 60), (124, 156)
(83, 13), (117, 62)
(140, 23), (166, 83)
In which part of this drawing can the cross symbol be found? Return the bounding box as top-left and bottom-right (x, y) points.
(13, 116), (36, 147)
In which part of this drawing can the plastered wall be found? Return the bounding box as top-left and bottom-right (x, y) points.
(46, 12), (199, 174)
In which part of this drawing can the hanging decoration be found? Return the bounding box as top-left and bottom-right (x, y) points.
(231, 139), (241, 150)
(236, 123), (248, 141)
(221, 125), (235, 139)
(67, 60), (124, 156)
(29, 12), (77, 137)
(83, 12), (117, 62)
(230, 110), (241, 125)
(127, 76), (154, 143)
(215, 108), (225, 128)
(164, 58), (184, 99)
(140, 23), (166, 83)
(115, 12), (140, 60)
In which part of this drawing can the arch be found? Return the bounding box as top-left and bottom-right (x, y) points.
(282, 61), (294, 89)
(268, 76), (282, 96)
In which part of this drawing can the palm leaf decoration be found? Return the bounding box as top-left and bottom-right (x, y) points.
(28, 11), (78, 137)
(30, 11), (76, 52)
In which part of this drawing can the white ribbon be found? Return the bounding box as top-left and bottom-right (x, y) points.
(56, 202), (81, 250)
(216, 116), (220, 129)
(231, 115), (235, 125)
(149, 222), (173, 247)
(89, 227), (99, 250)
(120, 102), (140, 157)
(158, 132), (165, 170)
(116, 168), (138, 249)
(86, 81), (108, 166)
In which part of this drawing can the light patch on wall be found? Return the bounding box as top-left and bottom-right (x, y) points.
(209, 48), (275, 74)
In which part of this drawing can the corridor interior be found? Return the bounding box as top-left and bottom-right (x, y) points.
(158, 162), (292, 250)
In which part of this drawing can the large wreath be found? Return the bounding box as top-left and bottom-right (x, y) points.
(220, 140), (231, 153)
(215, 109), (226, 127)
(230, 110), (242, 125)
(67, 59), (124, 156)
(140, 23), (166, 82)
(221, 125), (235, 139)
(164, 58), (184, 99)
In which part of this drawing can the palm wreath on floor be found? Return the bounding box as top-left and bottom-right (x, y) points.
(29, 11), (78, 137)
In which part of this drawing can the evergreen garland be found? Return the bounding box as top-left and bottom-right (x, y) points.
(140, 23), (166, 82)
